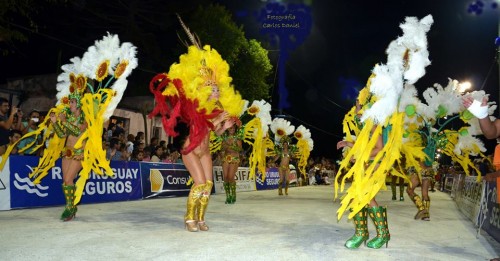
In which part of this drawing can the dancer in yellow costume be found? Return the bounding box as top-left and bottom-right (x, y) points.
(270, 118), (313, 196)
(210, 99), (273, 203)
(149, 16), (246, 232)
(0, 34), (138, 221)
(403, 79), (491, 221)
(335, 15), (434, 249)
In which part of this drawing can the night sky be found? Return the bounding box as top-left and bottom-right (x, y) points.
(1, 0), (499, 160)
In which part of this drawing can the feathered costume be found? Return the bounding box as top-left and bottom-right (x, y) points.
(210, 99), (273, 180)
(403, 79), (493, 181)
(335, 15), (434, 220)
(148, 16), (246, 232)
(148, 45), (246, 155)
(0, 33), (138, 207)
(269, 118), (314, 175)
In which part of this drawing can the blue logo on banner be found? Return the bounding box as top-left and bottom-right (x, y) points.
(481, 181), (500, 243)
(140, 162), (191, 198)
(255, 167), (280, 190)
(9, 156), (142, 209)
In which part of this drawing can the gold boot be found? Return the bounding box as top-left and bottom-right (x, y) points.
(278, 182), (283, 196)
(285, 181), (289, 195)
(422, 199), (430, 221)
(185, 183), (204, 232)
(198, 181), (213, 231)
(411, 194), (427, 220)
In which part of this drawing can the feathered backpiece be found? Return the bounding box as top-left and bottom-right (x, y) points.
(403, 79), (494, 181)
(210, 99), (274, 179)
(0, 33), (138, 204)
(335, 15), (433, 220)
(269, 118), (314, 176)
(149, 16), (245, 155)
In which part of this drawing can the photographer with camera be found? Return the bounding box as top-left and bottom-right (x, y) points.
(0, 97), (22, 155)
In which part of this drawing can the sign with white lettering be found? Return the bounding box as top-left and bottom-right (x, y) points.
(9, 156), (142, 209)
(140, 162), (191, 198)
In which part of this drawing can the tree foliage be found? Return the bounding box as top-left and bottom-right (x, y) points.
(0, 0), (66, 55)
(186, 4), (273, 101)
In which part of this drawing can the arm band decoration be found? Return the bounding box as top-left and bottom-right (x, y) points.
(53, 122), (66, 138)
(62, 122), (82, 137)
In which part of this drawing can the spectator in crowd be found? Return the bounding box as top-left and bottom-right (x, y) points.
(131, 149), (144, 161)
(106, 124), (115, 141)
(150, 145), (164, 162)
(145, 137), (159, 155)
(134, 131), (145, 147)
(125, 134), (135, 156)
(106, 138), (124, 161)
(1, 129), (22, 155)
(17, 110), (42, 156)
(113, 121), (125, 138)
(0, 97), (21, 153)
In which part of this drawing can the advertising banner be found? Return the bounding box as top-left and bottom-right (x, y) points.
(454, 175), (482, 225)
(255, 167), (280, 191)
(140, 162), (191, 198)
(479, 180), (500, 243)
(9, 156), (142, 209)
(0, 157), (10, 210)
(213, 166), (256, 194)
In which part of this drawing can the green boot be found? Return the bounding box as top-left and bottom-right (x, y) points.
(344, 207), (369, 249)
(61, 184), (77, 221)
(229, 182), (237, 204)
(399, 183), (405, 201)
(391, 180), (397, 200)
(223, 182), (231, 204)
(367, 206), (390, 249)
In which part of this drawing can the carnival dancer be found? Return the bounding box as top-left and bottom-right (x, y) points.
(148, 16), (246, 232)
(335, 15), (434, 249)
(0, 33), (138, 221)
(210, 99), (273, 202)
(402, 78), (491, 221)
(270, 118), (313, 196)
(221, 124), (243, 204)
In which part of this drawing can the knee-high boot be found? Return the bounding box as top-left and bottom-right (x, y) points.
(185, 183), (204, 232)
(399, 183), (405, 201)
(223, 182), (230, 204)
(367, 206), (390, 249)
(278, 181), (283, 196)
(285, 181), (289, 195)
(61, 184), (77, 221)
(197, 181), (213, 231)
(391, 181), (397, 200)
(422, 199), (430, 221)
(229, 182), (236, 204)
(410, 194), (427, 220)
(344, 207), (369, 249)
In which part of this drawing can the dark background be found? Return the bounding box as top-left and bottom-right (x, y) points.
(1, 0), (498, 160)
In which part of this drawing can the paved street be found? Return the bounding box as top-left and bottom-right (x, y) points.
(0, 184), (499, 260)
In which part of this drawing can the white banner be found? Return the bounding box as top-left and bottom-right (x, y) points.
(0, 157), (10, 210)
(454, 175), (482, 225)
(212, 166), (256, 194)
